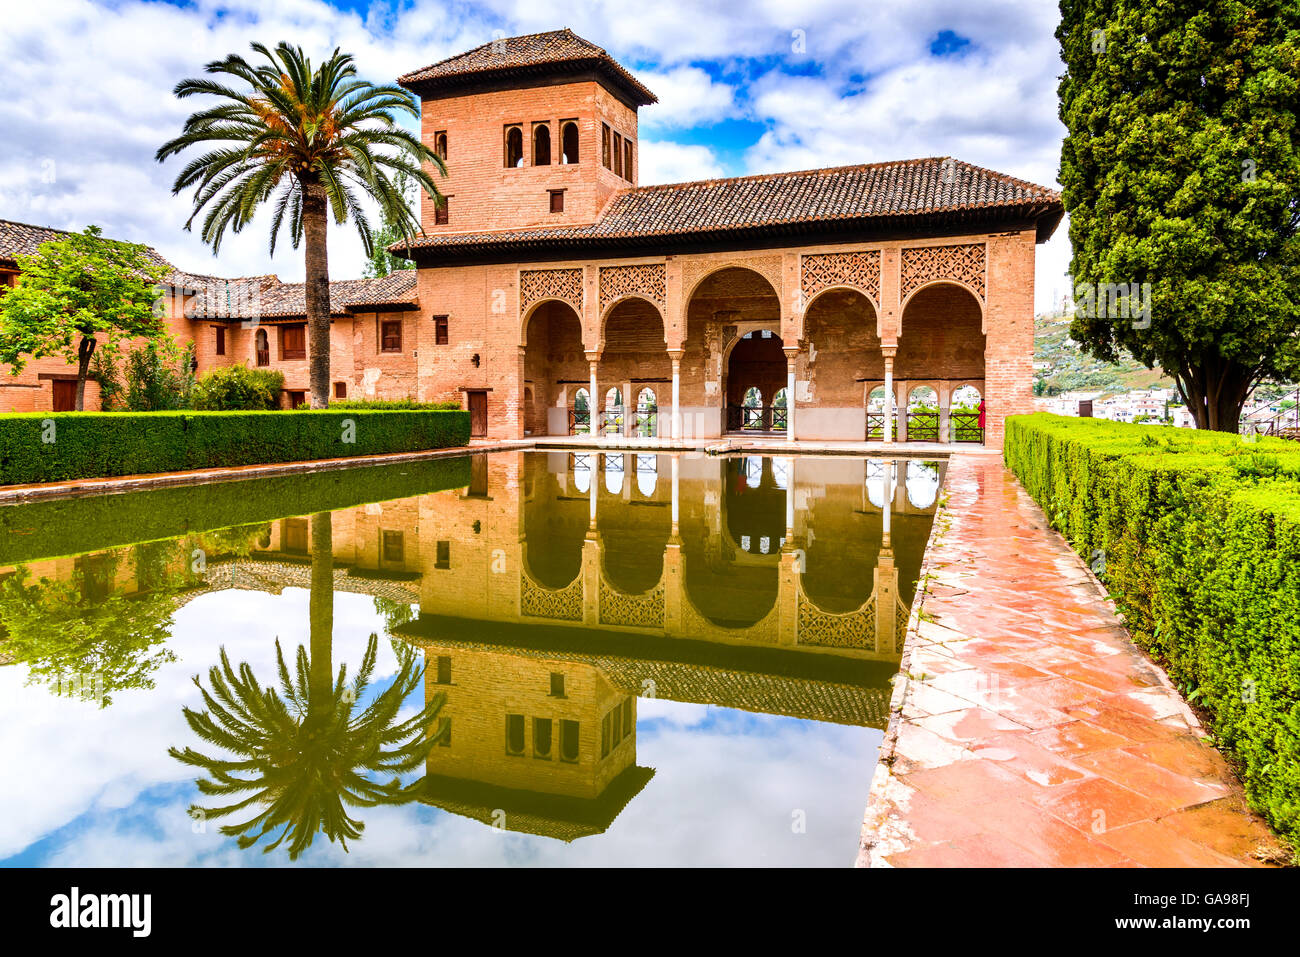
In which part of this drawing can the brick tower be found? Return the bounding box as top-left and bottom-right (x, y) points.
(398, 29), (658, 234)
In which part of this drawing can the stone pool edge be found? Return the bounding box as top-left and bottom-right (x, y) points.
(855, 449), (964, 867)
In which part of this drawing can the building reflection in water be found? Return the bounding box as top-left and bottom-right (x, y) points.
(393, 451), (941, 841)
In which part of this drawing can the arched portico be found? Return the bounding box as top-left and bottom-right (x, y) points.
(522, 300), (588, 436)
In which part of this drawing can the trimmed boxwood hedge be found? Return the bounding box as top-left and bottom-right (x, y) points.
(0, 409), (470, 486)
(1005, 413), (1300, 850)
(0, 453), (474, 566)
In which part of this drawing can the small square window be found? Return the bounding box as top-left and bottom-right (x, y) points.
(381, 319), (402, 353)
(434, 197), (449, 225)
(435, 656), (452, 685)
(382, 529), (404, 563)
(549, 672), (565, 697)
(549, 190), (564, 213)
(334, 381), (347, 399)
(215, 326), (226, 356)
(436, 540), (450, 569)
(282, 518), (308, 554)
(434, 316), (449, 345)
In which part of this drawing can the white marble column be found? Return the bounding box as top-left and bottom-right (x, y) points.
(882, 351), (895, 445)
(586, 354), (599, 436)
(783, 348), (798, 440)
(671, 454), (680, 534)
(670, 353), (682, 441)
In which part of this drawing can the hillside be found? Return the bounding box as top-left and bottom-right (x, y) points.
(1033, 312), (1174, 395)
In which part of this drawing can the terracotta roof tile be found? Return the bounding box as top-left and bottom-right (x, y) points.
(398, 28), (656, 105)
(0, 219), (418, 319)
(390, 157), (1063, 258)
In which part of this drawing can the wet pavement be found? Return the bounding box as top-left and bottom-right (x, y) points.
(859, 452), (1288, 868)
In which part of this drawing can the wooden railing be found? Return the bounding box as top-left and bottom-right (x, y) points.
(906, 410), (939, 442)
(950, 410), (985, 443)
(568, 409), (591, 435)
(726, 405), (787, 432)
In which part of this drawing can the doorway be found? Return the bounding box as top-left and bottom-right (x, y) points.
(467, 390), (488, 438)
(52, 379), (77, 412)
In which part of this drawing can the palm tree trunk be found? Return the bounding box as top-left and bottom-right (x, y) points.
(302, 183), (331, 410)
(308, 510), (334, 715)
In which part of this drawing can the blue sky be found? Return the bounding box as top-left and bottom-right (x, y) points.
(0, 0), (1072, 309)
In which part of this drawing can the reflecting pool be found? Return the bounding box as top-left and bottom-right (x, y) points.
(0, 451), (942, 866)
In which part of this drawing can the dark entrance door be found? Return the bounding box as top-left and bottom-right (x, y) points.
(52, 379), (77, 411)
(467, 390), (488, 438)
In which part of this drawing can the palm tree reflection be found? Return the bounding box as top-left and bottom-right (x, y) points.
(169, 511), (446, 860)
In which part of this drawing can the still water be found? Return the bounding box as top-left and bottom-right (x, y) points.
(0, 451), (941, 866)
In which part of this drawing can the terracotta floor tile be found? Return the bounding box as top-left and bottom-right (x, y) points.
(1158, 797), (1288, 866)
(1073, 748), (1229, 810)
(1028, 720), (1132, 756)
(888, 831), (1050, 868)
(1092, 820), (1242, 868)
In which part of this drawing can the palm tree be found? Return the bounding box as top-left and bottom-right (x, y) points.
(169, 511), (447, 859)
(156, 43), (444, 408)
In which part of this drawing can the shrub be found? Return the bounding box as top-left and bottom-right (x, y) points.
(193, 364), (285, 411)
(0, 409), (470, 486)
(1005, 414), (1300, 850)
(329, 397), (461, 411)
(124, 341), (196, 411)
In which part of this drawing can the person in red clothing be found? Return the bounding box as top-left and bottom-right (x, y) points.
(978, 399), (986, 431)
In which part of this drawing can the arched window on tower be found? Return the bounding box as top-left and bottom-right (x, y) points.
(561, 121), (579, 164)
(504, 125), (523, 168)
(533, 124), (551, 166)
(434, 131), (447, 160)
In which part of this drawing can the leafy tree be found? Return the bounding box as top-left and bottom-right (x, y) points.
(0, 556), (181, 705)
(0, 227), (169, 410)
(192, 364), (284, 410)
(1058, 1), (1300, 431)
(170, 512), (447, 859)
(363, 172), (418, 279)
(157, 43), (445, 409)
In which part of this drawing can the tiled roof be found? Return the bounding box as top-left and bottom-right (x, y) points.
(0, 218), (418, 318)
(250, 270), (419, 318)
(390, 157), (1064, 259)
(398, 28), (657, 105)
(0, 219), (173, 272)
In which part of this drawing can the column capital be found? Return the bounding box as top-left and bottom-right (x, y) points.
(668, 348), (685, 363)
(782, 346), (801, 361)
(585, 351), (602, 365)
(881, 346), (897, 360)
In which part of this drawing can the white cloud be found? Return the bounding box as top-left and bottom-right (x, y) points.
(637, 141), (726, 185)
(638, 66), (737, 130)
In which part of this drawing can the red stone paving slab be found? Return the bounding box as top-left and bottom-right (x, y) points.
(858, 452), (1286, 868)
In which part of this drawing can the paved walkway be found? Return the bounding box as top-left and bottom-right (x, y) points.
(859, 452), (1287, 868)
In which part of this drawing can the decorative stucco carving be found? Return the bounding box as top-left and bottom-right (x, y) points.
(599, 263), (666, 313)
(900, 243), (986, 301)
(520, 268), (584, 314)
(519, 572), (583, 622)
(800, 250), (881, 304)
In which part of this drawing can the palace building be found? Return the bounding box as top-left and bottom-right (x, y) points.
(1, 29), (1063, 449)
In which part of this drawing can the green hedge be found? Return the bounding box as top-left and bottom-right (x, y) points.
(0, 409), (471, 486)
(0, 453), (474, 566)
(1005, 414), (1300, 849)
